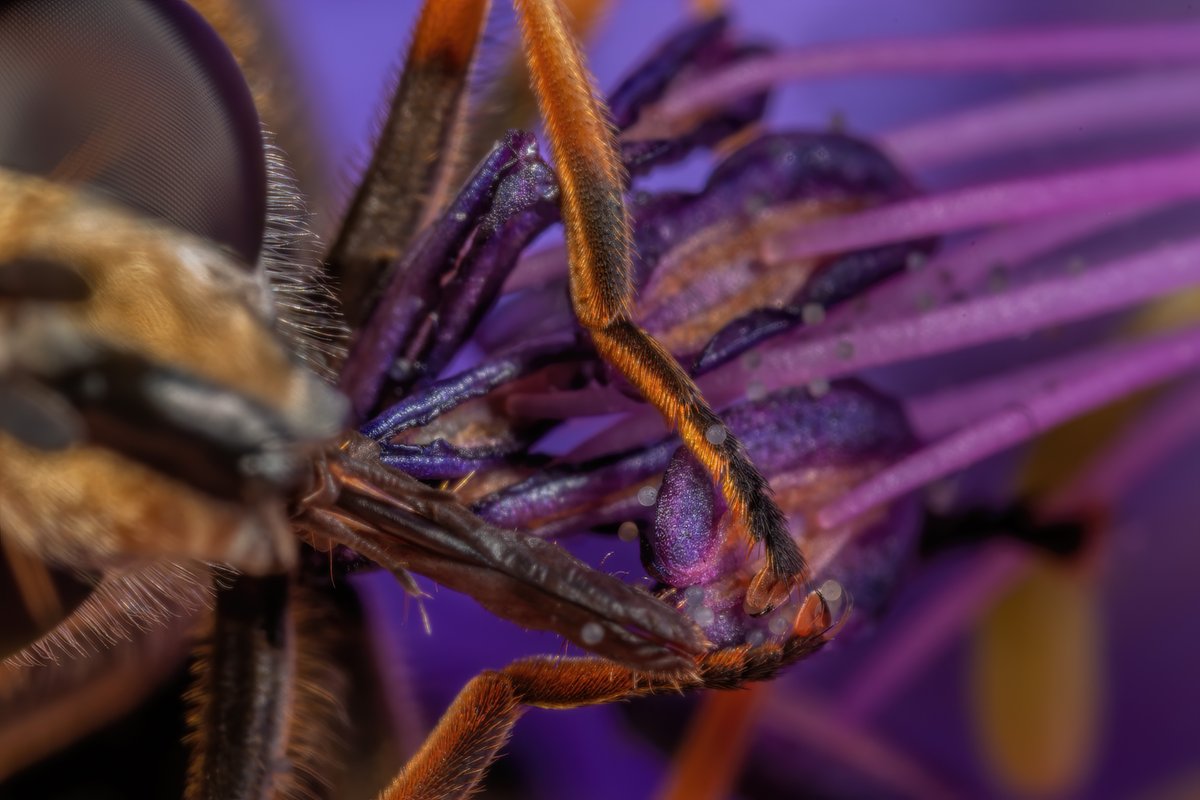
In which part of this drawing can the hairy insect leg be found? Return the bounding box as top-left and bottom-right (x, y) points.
(328, 0), (492, 321)
(380, 671), (519, 800)
(0, 565), (203, 781)
(380, 591), (833, 800)
(512, 0), (807, 614)
(296, 446), (704, 670)
(464, 0), (611, 165)
(184, 574), (293, 800)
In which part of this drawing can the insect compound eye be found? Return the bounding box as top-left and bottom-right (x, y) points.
(0, 0), (267, 266)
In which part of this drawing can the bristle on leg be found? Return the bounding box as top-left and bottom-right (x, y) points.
(329, 0), (492, 321)
(513, 0), (808, 613)
(380, 589), (833, 799)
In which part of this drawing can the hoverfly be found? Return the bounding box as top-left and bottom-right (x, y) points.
(0, 1), (846, 797)
(7, 0), (1189, 796)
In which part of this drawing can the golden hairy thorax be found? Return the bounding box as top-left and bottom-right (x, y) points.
(0, 441), (294, 573)
(0, 169), (293, 407)
(0, 169), (337, 573)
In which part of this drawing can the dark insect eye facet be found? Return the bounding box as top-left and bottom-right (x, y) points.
(0, 0), (266, 264)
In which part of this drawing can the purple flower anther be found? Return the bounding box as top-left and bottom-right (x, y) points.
(635, 382), (917, 644)
(610, 15), (773, 175)
(692, 240), (934, 373)
(680, 131), (932, 373)
(621, 44), (772, 176)
(632, 131), (919, 293)
(475, 380), (912, 532)
(641, 448), (724, 586)
(473, 436), (681, 528)
(416, 154), (560, 382)
(724, 382), (914, 474)
(340, 130), (538, 419)
(684, 581), (773, 648)
(379, 439), (530, 481)
(819, 494), (923, 623)
(798, 241), (934, 309)
(692, 307), (809, 375)
(362, 333), (583, 440)
(697, 131), (917, 222)
(608, 14), (730, 129)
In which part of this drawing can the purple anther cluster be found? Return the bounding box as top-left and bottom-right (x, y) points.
(611, 15), (771, 175)
(341, 130), (555, 418)
(348, 15), (931, 643)
(641, 383), (918, 645)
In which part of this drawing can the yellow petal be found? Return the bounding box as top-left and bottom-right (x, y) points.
(971, 560), (1102, 796)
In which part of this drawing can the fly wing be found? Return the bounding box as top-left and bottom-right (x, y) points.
(305, 449), (707, 671)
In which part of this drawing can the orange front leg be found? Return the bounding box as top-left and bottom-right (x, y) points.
(512, 0), (809, 613)
(381, 591), (834, 800)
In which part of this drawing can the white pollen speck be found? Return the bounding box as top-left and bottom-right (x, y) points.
(693, 606), (715, 626)
(705, 424), (727, 445)
(637, 485), (658, 507)
(925, 479), (958, 513)
(746, 381), (767, 402)
(580, 622), (604, 646)
(807, 378), (831, 398)
(818, 580), (843, 604)
(746, 629), (767, 647)
(768, 611), (793, 636)
(453, 211), (468, 222)
(801, 303), (826, 325)
(741, 350), (763, 369)
(818, 580), (847, 619)
(683, 585), (705, 605)
(617, 521), (639, 542)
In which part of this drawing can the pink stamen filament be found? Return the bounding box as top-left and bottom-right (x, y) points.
(500, 71), (1195, 298)
(731, 236), (1200, 394)
(834, 378), (1200, 722)
(883, 69), (1200, 171)
(495, 91), (1200, 358)
(572, 234), (1200, 461)
(765, 150), (1200, 265)
(837, 543), (1030, 723)
(821, 203), (1162, 332)
(658, 23), (1200, 124)
(504, 243), (567, 294)
(1046, 377), (1200, 516)
(760, 691), (962, 800)
(816, 324), (1200, 531)
(905, 335), (1164, 441)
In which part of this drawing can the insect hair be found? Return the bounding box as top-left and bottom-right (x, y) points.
(259, 133), (349, 381)
(4, 561), (221, 668)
